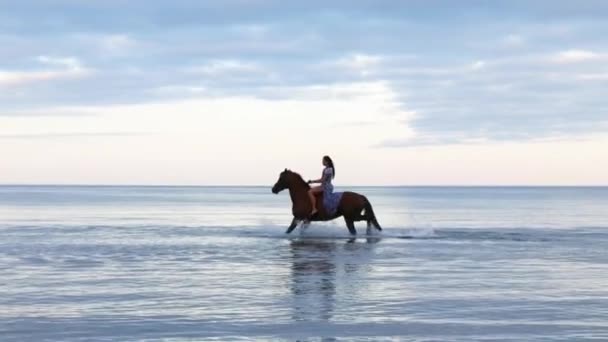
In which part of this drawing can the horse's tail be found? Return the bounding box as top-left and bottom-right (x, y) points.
(363, 196), (382, 231)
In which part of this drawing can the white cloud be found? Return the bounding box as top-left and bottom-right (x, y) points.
(336, 54), (383, 69)
(502, 34), (525, 48)
(0, 132), (147, 139)
(0, 107), (96, 117)
(0, 70), (61, 86)
(188, 59), (263, 75)
(470, 60), (486, 70)
(37, 55), (84, 71)
(368, 134), (608, 185)
(230, 24), (270, 38)
(330, 54), (384, 76)
(0, 82), (414, 184)
(0, 69), (86, 86)
(552, 49), (601, 63)
(100, 34), (135, 53)
(149, 85), (207, 96)
(0, 56), (91, 87)
(576, 73), (608, 81)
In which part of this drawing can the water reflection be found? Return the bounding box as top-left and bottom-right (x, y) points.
(288, 238), (379, 323)
(290, 239), (336, 322)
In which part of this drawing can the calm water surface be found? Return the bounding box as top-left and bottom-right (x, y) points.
(1, 186), (607, 341)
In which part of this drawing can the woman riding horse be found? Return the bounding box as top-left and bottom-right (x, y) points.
(307, 155), (337, 217)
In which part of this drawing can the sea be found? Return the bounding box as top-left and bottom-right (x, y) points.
(1, 185), (607, 341)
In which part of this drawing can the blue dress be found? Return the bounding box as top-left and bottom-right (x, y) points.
(321, 167), (343, 216)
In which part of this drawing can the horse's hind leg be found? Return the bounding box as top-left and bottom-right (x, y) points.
(344, 217), (357, 236)
(285, 217), (299, 234)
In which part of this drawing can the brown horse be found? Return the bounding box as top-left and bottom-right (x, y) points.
(271, 169), (382, 235)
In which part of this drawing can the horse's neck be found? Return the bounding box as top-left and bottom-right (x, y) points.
(288, 183), (309, 205)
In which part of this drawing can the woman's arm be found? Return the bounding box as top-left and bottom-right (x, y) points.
(308, 171), (326, 184)
(308, 170), (330, 184)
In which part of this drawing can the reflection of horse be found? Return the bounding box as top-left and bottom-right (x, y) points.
(288, 238), (380, 323)
(289, 240), (337, 322)
(272, 169), (382, 235)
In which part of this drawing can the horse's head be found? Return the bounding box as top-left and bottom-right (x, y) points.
(272, 168), (290, 194)
(272, 168), (309, 194)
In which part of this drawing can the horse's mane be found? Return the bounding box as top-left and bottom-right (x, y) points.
(286, 170), (310, 190)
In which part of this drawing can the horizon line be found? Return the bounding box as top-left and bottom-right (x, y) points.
(1, 183), (607, 188)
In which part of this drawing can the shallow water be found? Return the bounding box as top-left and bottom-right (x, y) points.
(1, 186), (607, 341)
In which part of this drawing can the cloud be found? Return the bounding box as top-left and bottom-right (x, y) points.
(0, 69), (88, 86)
(552, 49), (601, 63)
(0, 108), (96, 117)
(576, 73), (608, 81)
(1, 1), (607, 147)
(0, 70), (64, 86)
(187, 60), (264, 76)
(502, 34), (525, 48)
(469, 60), (486, 71)
(36, 55), (82, 69)
(1, 1), (608, 184)
(99, 34), (135, 54)
(329, 53), (385, 76)
(0, 56), (91, 87)
(0, 132), (149, 139)
(149, 85), (207, 96)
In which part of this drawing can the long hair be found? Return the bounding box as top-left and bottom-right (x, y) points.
(323, 155), (335, 179)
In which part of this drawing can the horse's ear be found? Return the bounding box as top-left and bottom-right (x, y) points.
(284, 168), (287, 172)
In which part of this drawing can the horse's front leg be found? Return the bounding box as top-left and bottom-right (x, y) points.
(301, 220), (311, 232)
(285, 217), (300, 234)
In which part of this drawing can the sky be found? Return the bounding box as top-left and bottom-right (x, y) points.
(1, 0), (607, 185)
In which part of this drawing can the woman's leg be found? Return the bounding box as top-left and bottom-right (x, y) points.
(308, 186), (322, 215)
